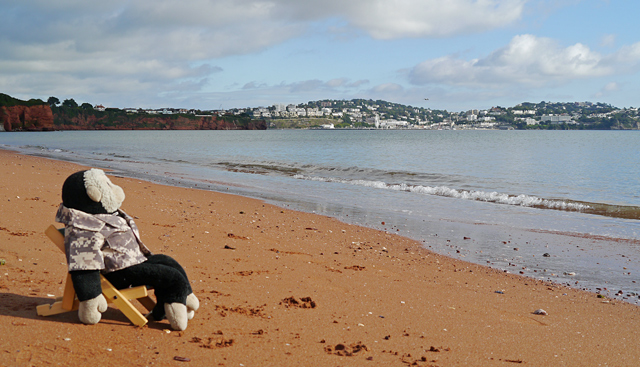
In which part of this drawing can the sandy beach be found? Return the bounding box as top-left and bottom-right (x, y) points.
(1, 148), (639, 366)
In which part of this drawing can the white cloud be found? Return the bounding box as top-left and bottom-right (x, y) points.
(603, 82), (619, 92)
(371, 83), (405, 93)
(1, 0), (527, 62)
(408, 34), (640, 88)
(0, 0), (529, 106)
(4, 0), (613, 110)
(286, 78), (369, 93)
(326, 78), (349, 88)
(340, 0), (527, 39)
(0, 0), (303, 102)
(323, 78), (369, 88)
(271, 0), (527, 39)
(346, 79), (370, 88)
(600, 34), (616, 48)
(179, 77), (375, 108)
(593, 81), (620, 98)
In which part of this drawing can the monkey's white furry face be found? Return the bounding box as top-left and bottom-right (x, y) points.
(83, 168), (125, 213)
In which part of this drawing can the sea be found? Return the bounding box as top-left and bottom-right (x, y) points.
(2, 129), (640, 303)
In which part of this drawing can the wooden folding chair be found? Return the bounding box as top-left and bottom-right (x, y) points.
(36, 225), (156, 327)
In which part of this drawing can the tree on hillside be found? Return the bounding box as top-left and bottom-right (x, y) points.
(62, 98), (78, 108)
(47, 96), (60, 107)
(80, 102), (94, 110)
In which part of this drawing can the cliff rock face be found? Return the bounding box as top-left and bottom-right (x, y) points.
(1, 105), (54, 131)
(195, 116), (267, 130)
(53, 111), (267, 131)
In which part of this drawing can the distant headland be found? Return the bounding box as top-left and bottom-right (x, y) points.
(0, 93), (266, 132)
(2, 93), (638, 131)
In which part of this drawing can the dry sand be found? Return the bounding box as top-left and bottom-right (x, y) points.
(1, 148), (639, 366)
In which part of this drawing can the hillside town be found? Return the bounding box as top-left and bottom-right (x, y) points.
(241, 99), (640, 130)
(97, 99), (638, 130)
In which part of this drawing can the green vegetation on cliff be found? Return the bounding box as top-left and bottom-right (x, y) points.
(0, 93), (46, 107)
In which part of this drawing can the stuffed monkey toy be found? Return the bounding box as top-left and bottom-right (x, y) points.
(55, 169), (199, 330)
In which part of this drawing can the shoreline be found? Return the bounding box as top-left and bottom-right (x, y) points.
(8, 136), (640, 304)
(1, 148), (639, 366)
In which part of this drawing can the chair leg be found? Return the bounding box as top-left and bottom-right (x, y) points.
(138, 295), (157, 312)
(61, 273), (78, 311)
(36, 273), (79, 316)
(100, 276), (148, 327)
(36, 299), (79, 316)
(111, 285), (156, 312)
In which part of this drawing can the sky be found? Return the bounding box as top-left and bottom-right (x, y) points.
(1, 0), (639, 112)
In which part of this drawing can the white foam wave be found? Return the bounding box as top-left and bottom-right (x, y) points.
(293, 174), (591, 212)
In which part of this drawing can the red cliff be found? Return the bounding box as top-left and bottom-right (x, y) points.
(1, 105), (54, 131)
(0, 93), (266, 131)
(53, 110), (266, 130)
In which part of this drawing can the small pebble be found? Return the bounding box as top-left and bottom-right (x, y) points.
(533, 309), (548, 316)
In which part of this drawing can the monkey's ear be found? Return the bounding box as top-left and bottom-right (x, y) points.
(83, 168), (124, 213)
(86, 184), (102, 203)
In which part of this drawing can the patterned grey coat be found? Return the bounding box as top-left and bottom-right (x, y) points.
(55, 204), (152, 273)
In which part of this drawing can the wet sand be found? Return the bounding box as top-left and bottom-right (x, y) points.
(1, 148), (639, 366)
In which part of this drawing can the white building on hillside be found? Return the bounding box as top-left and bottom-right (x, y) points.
(541, 114), (572, 124)
(379, 119), (408, 129)
(366, 114), (380, 128)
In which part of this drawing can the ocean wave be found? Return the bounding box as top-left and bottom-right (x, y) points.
(209, 160), (639, 220)
(218, 162), (302, 175)
(217, 160), (451, 184)
(293, 174), (592, 212)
